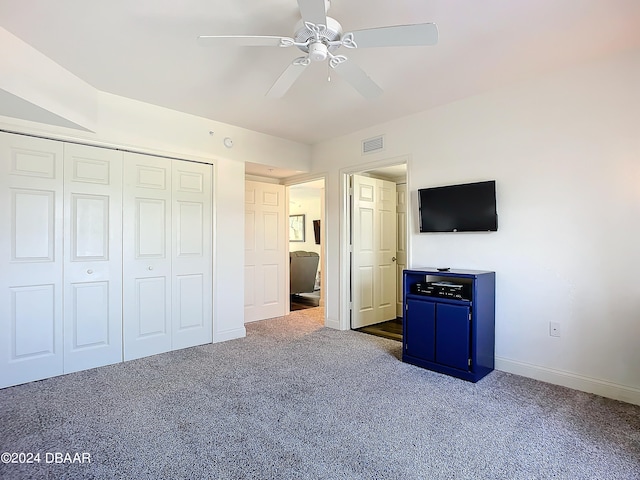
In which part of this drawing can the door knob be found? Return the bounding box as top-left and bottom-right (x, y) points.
(392, 257), (397, 262)
(87, 269), (94, 274)
(148, 266), (154, 271)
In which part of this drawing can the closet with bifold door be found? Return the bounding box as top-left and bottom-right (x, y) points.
(122, 152), (212, 361)
(0, 131), (213, 389)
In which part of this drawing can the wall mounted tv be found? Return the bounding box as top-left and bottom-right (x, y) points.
(418, 180), (498, 233)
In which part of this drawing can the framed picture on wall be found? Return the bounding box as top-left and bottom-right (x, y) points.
(289, 214), (305, 242)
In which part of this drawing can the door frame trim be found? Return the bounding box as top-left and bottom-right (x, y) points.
(338, 155), (412, 331)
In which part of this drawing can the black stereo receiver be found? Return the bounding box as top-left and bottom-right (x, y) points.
(411, 281), (470, 301)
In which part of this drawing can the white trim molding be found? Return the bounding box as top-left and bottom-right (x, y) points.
(495, 356), (640, 406)
(213, 327), (247, 343)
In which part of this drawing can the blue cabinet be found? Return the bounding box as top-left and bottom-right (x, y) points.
(402, 268), (495, 382)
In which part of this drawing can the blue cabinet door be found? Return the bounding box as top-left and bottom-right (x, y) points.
(405, 299), (435, 361)
(435, 303), (471, 371)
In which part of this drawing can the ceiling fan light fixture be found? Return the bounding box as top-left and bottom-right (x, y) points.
(308, 41), (328, 62)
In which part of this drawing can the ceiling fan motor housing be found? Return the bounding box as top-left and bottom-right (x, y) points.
(293, 16), (343, 59)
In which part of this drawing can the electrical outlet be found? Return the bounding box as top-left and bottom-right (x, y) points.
(549, 322), (560, 337)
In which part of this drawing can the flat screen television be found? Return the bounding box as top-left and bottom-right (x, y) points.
(418, 180), (498, 232)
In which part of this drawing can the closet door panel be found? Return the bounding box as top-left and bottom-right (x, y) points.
(63, 143), (122, 373)
(136, 277), (169, 336)
(123, 153), (172, 360)
(12, 189), (56, 260)
(0, 133), (64, 388)
(172, 161), (212, 350)
(11, 285), (57, 357)
(70, 282), (109, 346)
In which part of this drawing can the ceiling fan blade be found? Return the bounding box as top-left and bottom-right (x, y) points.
(350, 23), (438, 48)
(266, 58), (309, 98)
(332, 58), (383, 99)
(297, 0), (327, 26)
(197, 35), (289, 47)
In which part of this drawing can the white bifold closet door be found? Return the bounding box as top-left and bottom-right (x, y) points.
(0, 133), (64, 388)
(123, 152), (212, 361)
(0, 135), (123, 386)
(1, 132), (213, 388)
(63, 144), (123, 373)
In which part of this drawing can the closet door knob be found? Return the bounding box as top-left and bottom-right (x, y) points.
(87, 269), (94, 274)
(148, 266), (154, 271)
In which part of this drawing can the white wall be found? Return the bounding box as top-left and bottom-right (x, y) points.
(312, 49), (640, 404)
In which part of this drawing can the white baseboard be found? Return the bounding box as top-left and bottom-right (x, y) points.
(495, 356), (640, 406)
(326, 317), (341, 330)
(213, 327), (246, 343)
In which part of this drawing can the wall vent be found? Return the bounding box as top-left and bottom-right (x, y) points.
(362, 135), (384, 155)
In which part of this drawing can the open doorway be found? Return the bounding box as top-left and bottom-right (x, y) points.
(288, 179), (325, 313)
(347, 162), (407, 342)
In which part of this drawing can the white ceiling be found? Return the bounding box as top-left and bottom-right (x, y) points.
(1, 0), (640, 145)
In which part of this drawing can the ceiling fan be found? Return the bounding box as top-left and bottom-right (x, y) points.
(197, 0), (438, 98)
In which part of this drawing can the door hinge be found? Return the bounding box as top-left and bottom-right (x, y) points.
(469, 313), (472, 321)
(405, 303), (409, 311)
(468, 358), (472, 367)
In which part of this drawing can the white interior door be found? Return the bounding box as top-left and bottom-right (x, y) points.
(351, 174), (397, 329)
(63, 144), (123, 373)
(123, 152), (172, 361)
(171, 160), (212, 350)
(0, 132), (64, 387)
(244, 180), (286, 323)
(396, 183), (407, 317)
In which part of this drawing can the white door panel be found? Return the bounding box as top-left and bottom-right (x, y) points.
(63, 143), (122, 373)
(244, 181), (286, 322)
(10, 285), (57, 356)
(351, 175), (397, 329)
(171, 160), (212, 350)
(123, 153), (172, 360)
(12, 189), (56, 260)
(0, 133), (64, 388)
(136, 276), (169, 336)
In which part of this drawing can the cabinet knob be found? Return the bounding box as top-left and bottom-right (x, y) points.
(87, 269), (93, 275)
(148, 266), (154, 271)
